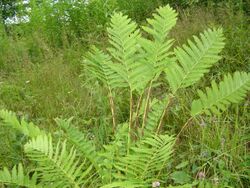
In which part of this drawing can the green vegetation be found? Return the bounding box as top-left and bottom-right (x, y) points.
(0, 1), (249, 187)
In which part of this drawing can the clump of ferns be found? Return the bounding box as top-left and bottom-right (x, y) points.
(83, 5), (249, 139)
(0, 5), (249, 188)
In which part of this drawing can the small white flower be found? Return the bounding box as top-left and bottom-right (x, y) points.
(152, 181), (160, 188)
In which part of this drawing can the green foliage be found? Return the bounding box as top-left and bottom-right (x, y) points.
(142, 5), (177, 43)
(144, 97), (169, 136)
(0, 3), (249, 188)
(55, 118), (100, 170)
(99, 123), (129, 183)
(0, 109), (44, 138)
(25, 134), (92, 187)
(112, 134), (174, 186)
(115, 0), (164, 22)
(171, 171), (191, 185)
(165, 28), (225, 93)
(191, 72), (250, 116)
(0, 109), (175, 187)
(140, 5), (177, 80)
(83, 4), (249, 186)
(25, 0), (116, 47)
(84, 46), (122, 89)
(107, 12), (150, 91)
(0, 0), (19, 22)
(85, 4), (249, 125)
(0, 163), (40, 187)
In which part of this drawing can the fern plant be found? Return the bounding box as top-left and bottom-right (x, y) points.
(0, 4), (249, 188)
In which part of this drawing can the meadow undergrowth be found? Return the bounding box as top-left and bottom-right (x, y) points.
(0, 1), (249, 187)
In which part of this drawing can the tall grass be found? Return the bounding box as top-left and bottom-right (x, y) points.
(0, 1), (249, 186)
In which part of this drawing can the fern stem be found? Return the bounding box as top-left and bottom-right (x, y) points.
(108, 87), (116, 133)
(127, 90), (133, 155)
(156, 95), (174, 134)
(176, 117), (194, 142)
(133, 93), (143, 130)
(141, 80), (153, 132)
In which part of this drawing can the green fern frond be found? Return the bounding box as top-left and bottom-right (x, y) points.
(165, 28), (225, 92)
(139, 38), (174, 79)
(191, 72), (250, 116)
(140, 5), (177, 80)
(107, 12), (151, 91)
(101, 180), (146, 188)
(84, 46), (126, 89)
(24, 134), (92, 188)
(103, 123), (128, 154)
(55, 118), (100, 170)
(114, 134), (175, 184)
(99, 124), (129, 183)
(0, 109), (44, 138)
(0, 163), (40, 187)
(144, 97), (169, 136)
(142, 5), (178, 43)
(167, 184), (193, 188)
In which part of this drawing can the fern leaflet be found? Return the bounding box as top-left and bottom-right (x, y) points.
(84, 46), (126, 89)
(191, 72), (250, 116)
(144, 97), (169, 136)
(55, 118), (100, 171)
(142, 5), (177, 43)
(107, 12), (151, 91)
(0, 163), (40, 187)
(165, 28), (225, 92)
(0, 110), (44, 138)
(113, 134), (174, 185)
(24, 134), (92, 188)
(140, 5), (177, 80)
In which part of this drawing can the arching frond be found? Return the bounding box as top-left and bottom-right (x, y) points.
(107, 12), (151, 91)
(98, 124), (129, 183)
(144, 97), (169, 136)
(84, 46), (126, 89)
(113, 134), (175, 185)
(191, 72), (250, 116)
(140, 5), (177, 80)
(55, 118), (100, 170)
(0, 163), (40, 188)
(101, 180), (145, 188)
(0, 110), (44, 138)
(142, 5), (178, 43)
(24, 134), (92, 188)
(165, 28), (225, 93)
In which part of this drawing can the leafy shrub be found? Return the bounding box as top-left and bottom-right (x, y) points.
(24, 0), (117, 47)
(0, 5), (249, 187)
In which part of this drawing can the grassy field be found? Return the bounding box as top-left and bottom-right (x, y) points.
(0, 1), (249, 187)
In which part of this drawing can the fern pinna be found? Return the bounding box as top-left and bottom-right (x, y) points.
(0, 5), (249, 188)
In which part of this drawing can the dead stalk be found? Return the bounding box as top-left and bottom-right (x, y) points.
(133, 93), (143, 130)
(127, 90), (133, 155)
(108, 87), (116, 133)
(156, 95), (174, 134)
(176, 117), (194, 142)
(141, 80), (153, 131)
